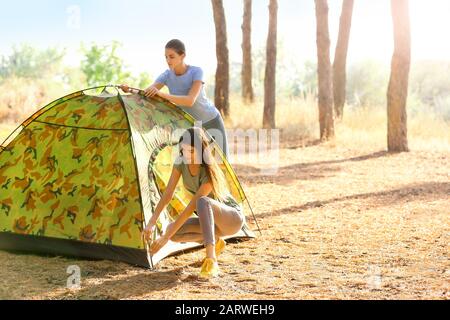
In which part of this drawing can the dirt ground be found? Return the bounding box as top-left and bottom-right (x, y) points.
(0, 134), (449, 300)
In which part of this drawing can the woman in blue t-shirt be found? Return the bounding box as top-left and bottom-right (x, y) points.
(121, 39), (229, 158)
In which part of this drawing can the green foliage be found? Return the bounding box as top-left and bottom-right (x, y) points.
(137, 72), (152, 89)
(346, 59), (390, 107)
(230, 40), (318, 99)
(0, 44), (65, 80)
(230, 42), (449, 122)
(80, 41), (132, 87)
(290, 60), (317, 98)
(409, 60), (450, 121)
(80, 41), (152, 89)
(1, 41), (449, 123)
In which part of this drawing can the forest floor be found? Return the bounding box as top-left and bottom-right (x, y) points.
(0, 122), (448, 300)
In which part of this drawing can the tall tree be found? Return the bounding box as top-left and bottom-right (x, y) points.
(315, 0), (335, 140)
(333, 0), (354, 120)
(387, 0), (410, 152)
(211, 0), (230, 118)
(241, 0), (254, 104)
(263, 0), (278, 129)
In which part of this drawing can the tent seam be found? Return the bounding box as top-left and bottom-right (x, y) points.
(116, 92), (153, 269)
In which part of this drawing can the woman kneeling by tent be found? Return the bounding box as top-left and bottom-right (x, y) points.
(142, 127), (244, 278)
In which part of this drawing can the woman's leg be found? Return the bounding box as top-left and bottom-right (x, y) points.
(171, 217), (222, 243)
(202, 114), (229, 159)
(171, 196), (244, 261)
(170, 216), (223, 262)
(195, 196), (244, 248)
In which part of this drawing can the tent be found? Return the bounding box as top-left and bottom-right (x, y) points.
(0, 85), (259, 268)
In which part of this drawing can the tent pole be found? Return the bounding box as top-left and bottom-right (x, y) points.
(243, 190), (262, 236)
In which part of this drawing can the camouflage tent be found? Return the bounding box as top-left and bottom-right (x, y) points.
(0, 85), (257, 268)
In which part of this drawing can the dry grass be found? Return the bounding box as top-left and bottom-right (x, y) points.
(227, 94), (450, 152)
(0, 96), (449, 300)
(0, 77), (68, 124)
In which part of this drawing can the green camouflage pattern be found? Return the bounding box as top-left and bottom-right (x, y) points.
(0, 93), (143, 248)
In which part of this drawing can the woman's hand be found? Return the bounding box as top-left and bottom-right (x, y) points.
(119, 84), (130, 93)
(144, 86), (160, 98)
(142, 220), (156, 243)
(150, 234), (169, 254)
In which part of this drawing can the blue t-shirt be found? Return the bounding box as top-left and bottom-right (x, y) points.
(155, 65), (219, 123)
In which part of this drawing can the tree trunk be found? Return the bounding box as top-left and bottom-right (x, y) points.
(263, 0), (278, 129)
(211, 0), (230, 118)
(387, 0), (410, 152)
(333, 0), (354, 120)
(315, 0), (335, 140)
(241, 0), (254, 104)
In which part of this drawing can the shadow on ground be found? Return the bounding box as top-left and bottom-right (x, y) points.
(255, 181), (450, 219)
(234, 150), (389, 186)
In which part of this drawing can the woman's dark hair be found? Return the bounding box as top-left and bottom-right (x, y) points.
(165, 39), (186, 55)
(178, 127), (228, 201)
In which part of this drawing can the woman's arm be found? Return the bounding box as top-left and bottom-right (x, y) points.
(148, 166), (181, 226)
(120, 82), (164, 93)
(146, 82), (164, 91)
(146, 80), (203, 108)
(162, 181), (213, 240)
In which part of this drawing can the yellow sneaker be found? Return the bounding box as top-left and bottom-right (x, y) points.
(201, 238), (226, 263)
(199, 258), (220, 279)
(215, 238), (226, 256)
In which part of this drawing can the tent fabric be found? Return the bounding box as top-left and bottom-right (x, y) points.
(0, 86), (256, 268)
